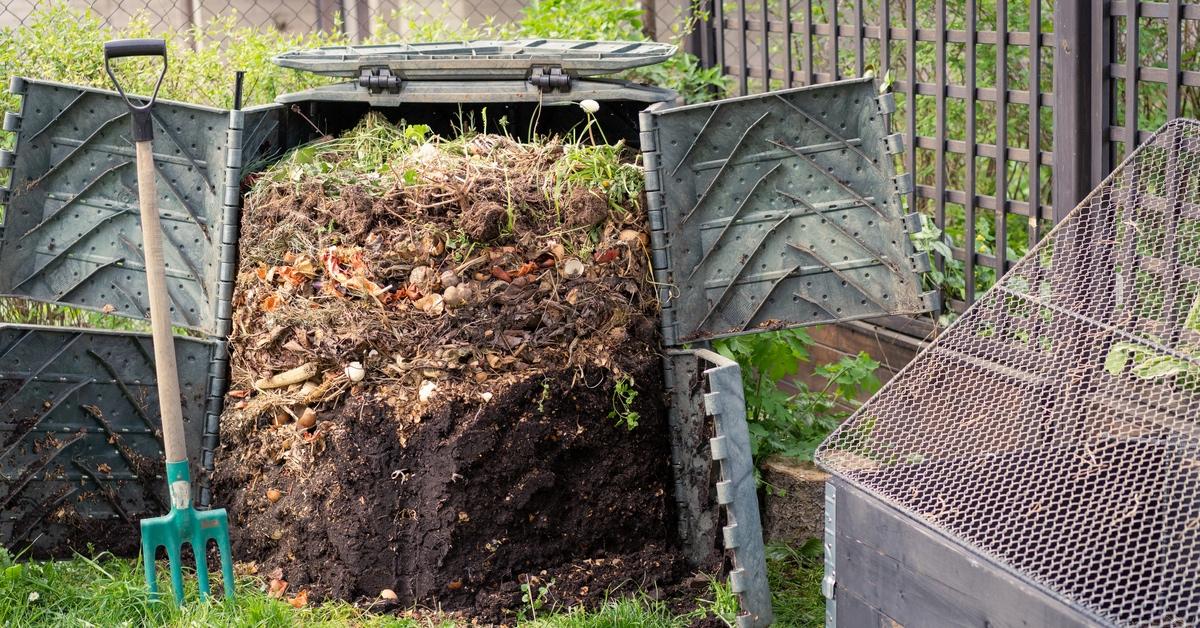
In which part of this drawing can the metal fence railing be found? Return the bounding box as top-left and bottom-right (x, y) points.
(0, 0), (530, 38)
(686, 0), (1200, 319)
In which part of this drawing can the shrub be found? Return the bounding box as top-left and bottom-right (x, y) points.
(0, 3), (346, 110)
(509, 0), (729, 103)
(713, 329), (881, 461)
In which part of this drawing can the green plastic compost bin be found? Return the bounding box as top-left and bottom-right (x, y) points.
(0, 39), (936, 628)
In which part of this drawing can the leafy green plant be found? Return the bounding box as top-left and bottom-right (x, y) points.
(687, 575), (739, 624)
(513, 0), (644, 40)
(609, 374), (641, 430)
(1105, 294), (1200, 386)
(714, 328), (881, 460)
(553, 140), (644, 214)
(630, 53), (730, 104)
(519, 577), (554, 621)
(909, 213), (965, 326)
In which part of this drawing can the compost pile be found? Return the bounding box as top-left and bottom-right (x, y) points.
(213, 114), (693, 621)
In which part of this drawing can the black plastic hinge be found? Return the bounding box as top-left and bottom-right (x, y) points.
(358, 67), (401, 94)
(529, 65), (572, 93)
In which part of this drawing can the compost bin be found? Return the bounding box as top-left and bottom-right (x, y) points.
(0, 39), (934, 626)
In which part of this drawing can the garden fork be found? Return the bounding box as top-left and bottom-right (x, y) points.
(104, 38), (235, 603)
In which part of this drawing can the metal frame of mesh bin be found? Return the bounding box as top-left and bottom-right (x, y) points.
(816, 118), (1200, 627)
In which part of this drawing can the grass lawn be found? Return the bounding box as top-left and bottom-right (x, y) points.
(0, 544), (824, 627)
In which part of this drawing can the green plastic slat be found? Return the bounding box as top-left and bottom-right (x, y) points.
(0, 325), (215, 556)
(0, 78), (287, 335)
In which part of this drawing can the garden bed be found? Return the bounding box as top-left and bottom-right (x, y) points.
(211, 115), (703, 621)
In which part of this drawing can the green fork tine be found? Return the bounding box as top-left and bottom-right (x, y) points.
(140, 462), (236, 602)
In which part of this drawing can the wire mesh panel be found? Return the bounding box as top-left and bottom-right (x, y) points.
(816, 118), (1200, 626)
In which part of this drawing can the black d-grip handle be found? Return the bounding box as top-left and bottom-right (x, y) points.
(104, 38), (166, 59)
(103, 38), (167, 142)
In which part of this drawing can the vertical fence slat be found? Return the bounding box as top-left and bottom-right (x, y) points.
(761, 0), (771, 88)
(643, 0), (658, 39)
(935, 0), (947, 275)
(906, 0), (917, 220)
(995, 0), (1008, 276)
(1168, 0), (1181, 119)
(1124, 0), (1138, 156)
(734, 0), (744, 94)
(715, 0), (727, 76)
(1090, 1), (1111, 187)
(785, 0), (795, 88)
(854, 0), (864, 75)
(1056, 0), (1097, 221)
(880, 0), (890, 77)
(1028, 0), (1042, 247)
(829, 0), (840, 79)
(803, 0), (814, 84)
(965, 0), (977, 303)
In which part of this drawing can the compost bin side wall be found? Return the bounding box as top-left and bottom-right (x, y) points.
(829, 479), (1099, 628)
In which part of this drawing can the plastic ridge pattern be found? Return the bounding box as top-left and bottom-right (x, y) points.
(640, 78), (939, 348)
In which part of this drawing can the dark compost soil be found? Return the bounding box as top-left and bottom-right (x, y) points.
(215, 350), (686, 623)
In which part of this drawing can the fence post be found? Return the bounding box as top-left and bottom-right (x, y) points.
(686, 0), (719, 69)
(1052, 0), (1095, 222)
(643, 0), (658, 40)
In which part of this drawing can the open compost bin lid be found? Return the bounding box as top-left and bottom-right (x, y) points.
(272, 39), (676, 80)
(271, 39), (678, 106)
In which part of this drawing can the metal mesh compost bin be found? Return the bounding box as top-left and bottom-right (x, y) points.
(817, 118), (1200, 627)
